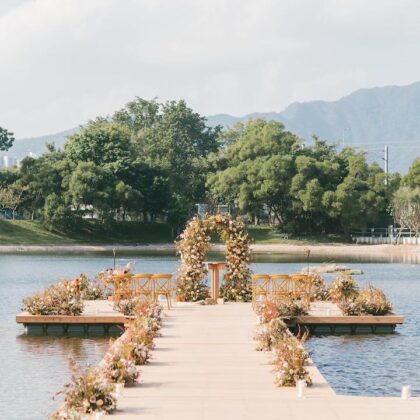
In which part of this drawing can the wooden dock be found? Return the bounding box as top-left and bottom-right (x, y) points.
(16, 300), (126, 335)
(114, 303), (418, 420)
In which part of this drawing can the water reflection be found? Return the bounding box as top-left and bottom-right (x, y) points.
(17, 335), (111, 361)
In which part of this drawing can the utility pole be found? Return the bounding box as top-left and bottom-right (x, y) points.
(342, 127), (350, 148)
(384, 145), (389, 185)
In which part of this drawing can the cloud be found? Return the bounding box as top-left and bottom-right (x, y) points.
(0, 0), (420, 137)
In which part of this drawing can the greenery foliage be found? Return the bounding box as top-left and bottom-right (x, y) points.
(0, 97), (415, 237)
(0, 126), (14, 151)
(208, 120), (399, 234)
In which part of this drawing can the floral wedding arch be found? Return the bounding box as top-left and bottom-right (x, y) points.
(175, 214), (252, 302)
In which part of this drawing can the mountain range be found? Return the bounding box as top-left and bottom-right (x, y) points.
(5, 82), (420, 173)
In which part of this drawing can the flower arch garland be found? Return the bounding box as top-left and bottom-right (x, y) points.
(175, 214), (252, 302)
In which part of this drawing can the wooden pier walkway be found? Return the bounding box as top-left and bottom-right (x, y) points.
(114, 303), (419, 420)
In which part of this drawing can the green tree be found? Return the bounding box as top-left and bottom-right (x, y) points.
(0, 169), (19, 187)
(324, 153), (396, 233)
(123, 162), (170, 221)
(65, 119), (133, 177)
(207, 119), (301, 226)
(403, 158), (420, 188)
(290, 139), (345, 233)
(68, 161), (113, 219)
(0, 126), (14, 151)
(43, 193), (76, 232)
(113, 97), (160, 132)
(114, 98), (221, 225)
(18, 148), (70, 220)
(0, 184), (25, 219)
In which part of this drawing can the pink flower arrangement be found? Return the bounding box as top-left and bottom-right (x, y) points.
(272, 332), (312, 387)
(51, 359), (116, 418)
(175, 214), (252, 302)
(22, 278), (84, 316)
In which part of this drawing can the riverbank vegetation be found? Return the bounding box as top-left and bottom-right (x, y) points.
(1, 98), (419, 242)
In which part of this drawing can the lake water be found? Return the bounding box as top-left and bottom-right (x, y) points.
(0, 252), (419, 418)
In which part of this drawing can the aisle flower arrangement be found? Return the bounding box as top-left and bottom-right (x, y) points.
(22, 278), (84, 316)
(121, 337), (150, 366)
(272, 332), (312, 387)
(51, 360), (117, 419)
(254, 318), (288, 351)
(102, 352), (140, 386)
(254, 298), (312, 387)
(176, 214), (252, 302)
(256, 301), (280, 324)
(135, 300), (163, 333)
(113, 297), (140, 315)
(51, 299), (164, 418)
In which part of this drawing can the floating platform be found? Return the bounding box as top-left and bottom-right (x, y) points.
(286, 301), (404, 334)
(16, 300), (126, 335)
(16, 300), (404, 336)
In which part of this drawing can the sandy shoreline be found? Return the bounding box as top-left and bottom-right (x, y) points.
(0, 242), (418, 259)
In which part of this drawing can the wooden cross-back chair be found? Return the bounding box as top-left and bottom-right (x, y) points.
(251, 274), (271, 309)
(290, 274), (311, 306)
(271, 274), (292, 303)
(129, 273), (154, 301)
(112, 273), (133, 300)
(151, 274), (172, 309)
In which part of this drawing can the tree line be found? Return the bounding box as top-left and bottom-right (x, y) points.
(0, 98), (419, 236)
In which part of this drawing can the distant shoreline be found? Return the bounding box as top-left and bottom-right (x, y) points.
(0, 242), (418, 258)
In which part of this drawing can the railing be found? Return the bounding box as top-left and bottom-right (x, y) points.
(0, 210), (30, 220)
(351, 228), (419, 244)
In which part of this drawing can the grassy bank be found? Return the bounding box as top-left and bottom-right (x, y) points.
(0, 220), (173, 244)
(247, 226), (351, 245)
(0, 220), (350, 245)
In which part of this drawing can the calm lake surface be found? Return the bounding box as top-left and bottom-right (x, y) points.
(0, 252), (419, 419)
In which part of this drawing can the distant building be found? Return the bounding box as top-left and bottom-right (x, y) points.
(2, 156), (17, 168)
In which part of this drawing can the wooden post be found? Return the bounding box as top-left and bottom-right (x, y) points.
(207, 262), (226, 300)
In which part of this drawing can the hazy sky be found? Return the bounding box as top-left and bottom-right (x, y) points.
(1, 0), (420, 138)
